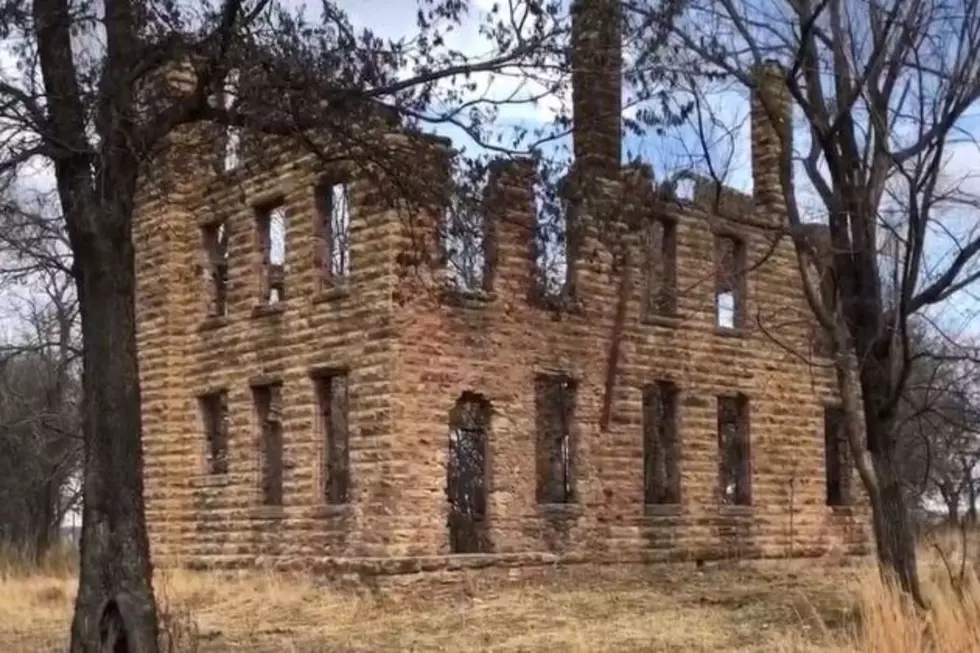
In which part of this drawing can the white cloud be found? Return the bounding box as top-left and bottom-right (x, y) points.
(336, 0), (569, 128)
(936, 139), (980, 198)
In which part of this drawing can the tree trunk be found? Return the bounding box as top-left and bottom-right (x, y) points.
(838, 350), (927, 607)
(968, 481), (977, 525)
(868, 436), (927, 607)
(68, 229), (159, 653)
(940, 486), (960, 527)
(32, 477), (56, 563)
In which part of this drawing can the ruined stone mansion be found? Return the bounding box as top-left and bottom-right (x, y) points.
(134, 1), (869, 572)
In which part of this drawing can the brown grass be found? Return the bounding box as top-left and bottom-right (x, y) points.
(1, 533), (979, 652)
(849, 526), (980, 653)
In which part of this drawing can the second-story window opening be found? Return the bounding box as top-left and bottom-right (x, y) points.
(716, 234), (747, 330)
(532, 182), (574, 302)
(201, 221), (229, 317)
(443, 189), (490, 293)
(221, 69), (241, 172)
(315, 181), (351, 284)
(646, 217), (678, 317)
(257, 203), (287, 304)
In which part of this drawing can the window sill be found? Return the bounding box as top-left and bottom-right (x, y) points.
(440, 286), (497, 307)
(251, 303), (285, 319)
(197, 315), (229, 332)
(311, 503), (354, 518)
(200, 165), (248, 194)
(641, 313), (683, 328)
(537, 502), (582, 518)
(528, 293), (584, 316)
(717, 504), (754, 517)
(714, 326), (748, 338)
(249, 505), (285, 520)
(828, 504), (857, 516)
(644, 503), (683, 517)
(216, 163), (247, 182)
(313, 282), (351, 304)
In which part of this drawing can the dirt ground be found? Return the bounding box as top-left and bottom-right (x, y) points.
(1, 557), (867, 653)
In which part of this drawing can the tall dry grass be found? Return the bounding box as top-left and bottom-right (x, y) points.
(846, 525), (980, 653)
(2, 531), (980, 652)
(0, 540), (77, 579)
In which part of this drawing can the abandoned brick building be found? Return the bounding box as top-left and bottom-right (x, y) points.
(134, 1), (869, 571)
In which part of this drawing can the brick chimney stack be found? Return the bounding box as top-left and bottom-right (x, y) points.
(750, 60), (792, 213)
(571, 0), (623, 178)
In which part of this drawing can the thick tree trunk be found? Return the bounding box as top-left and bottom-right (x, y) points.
(68, 231), (159, 653)
(868, 449), (925, 605)
(838, 350), (927, 607)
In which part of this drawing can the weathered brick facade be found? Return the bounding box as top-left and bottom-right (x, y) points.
(134, 2), (869, 573)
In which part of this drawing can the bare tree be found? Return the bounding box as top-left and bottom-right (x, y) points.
(0, 336), (81, 560)
(0, 0), (691, 650)
(896, 328), (980, 526)
(625, 0), (980, 604)
(0, 171), (80, 561)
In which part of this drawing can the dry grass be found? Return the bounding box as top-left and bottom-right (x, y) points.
(1, 534), (978, 652)
(849, 526), (980, 653)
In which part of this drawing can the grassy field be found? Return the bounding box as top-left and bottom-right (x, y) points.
(2, 533), (979, 652)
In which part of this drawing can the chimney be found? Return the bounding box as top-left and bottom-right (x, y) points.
(571, 0), (623, 178)
(750, 60), (792, 212)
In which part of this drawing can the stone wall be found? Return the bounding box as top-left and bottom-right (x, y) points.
(385, 165), (869, 563)
(136, 122), (418, 564)
(133, 0), (870, 572)
(134, 143), (869, 569)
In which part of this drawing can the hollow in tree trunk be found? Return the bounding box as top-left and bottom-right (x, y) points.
(68, 229), (159, 653)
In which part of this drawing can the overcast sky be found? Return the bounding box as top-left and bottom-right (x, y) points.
(2, 0), (980, 337)
(330, 0), (980, 335)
